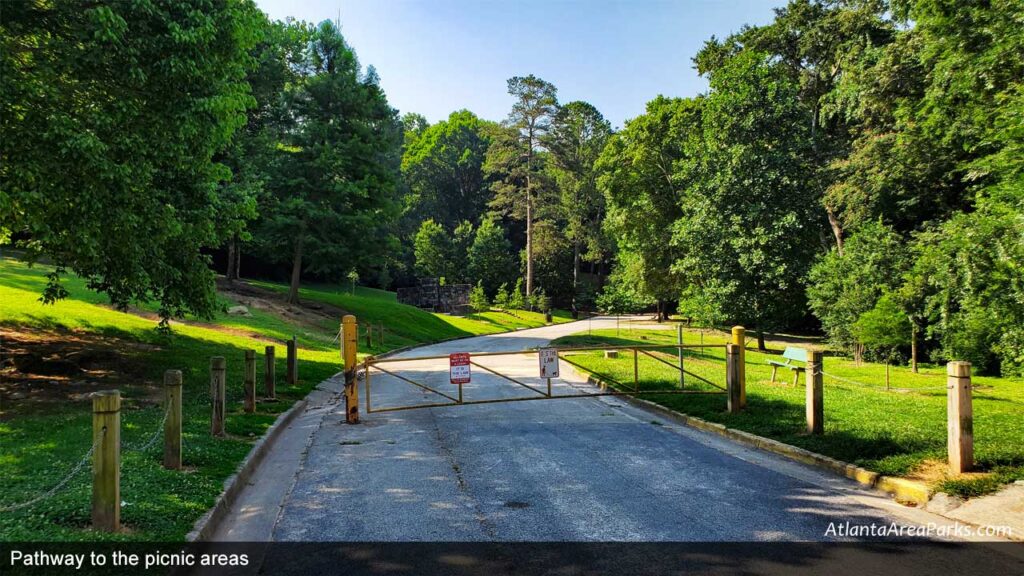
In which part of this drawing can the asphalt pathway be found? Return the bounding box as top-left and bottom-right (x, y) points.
(214, 317), (986, 543)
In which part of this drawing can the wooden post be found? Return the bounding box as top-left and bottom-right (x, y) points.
(244, 349), (256, 413)
(379, 323), (385, 347)
(342, 315), (359, 424)
(947, 361), (973, 473)
(210, 356), (226, 436)
(731, 326), (746, 408)
(726, 344), (741, 414)
(633, 348), (639, 392)
(365, 325), (372, 348)
(92, 390), (120, 532)
(163, 370), (182, 470)
(677, 325), (685, 388)
(286, 336), (297, 385)
(806, 349), (823, 435)
(264, 345), (276, 399)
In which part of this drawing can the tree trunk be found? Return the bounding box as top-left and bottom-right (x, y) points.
(911, 323), (919, 373)
(572, 240), (580, 314)
(226, 238), (237, 282)
(757, 329), (766, 352)
(525, 164), (534, 298)
(234, 234), (241, 280)
(288, 240), (303, 305)
(827, 209), (844, 255)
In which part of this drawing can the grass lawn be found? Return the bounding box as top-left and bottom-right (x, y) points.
(552, 327), (1024, 498)
(248, 279), (572, 356)
(0, 258), (569, 541)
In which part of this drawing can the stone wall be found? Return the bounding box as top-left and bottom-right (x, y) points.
(396, 278), (471, 314)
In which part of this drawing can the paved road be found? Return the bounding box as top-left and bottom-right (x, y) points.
(214, 317), (975, 543)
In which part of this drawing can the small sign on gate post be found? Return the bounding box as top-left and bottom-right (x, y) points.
(450, 353), (471, 385)
(539, 348), (559, 379)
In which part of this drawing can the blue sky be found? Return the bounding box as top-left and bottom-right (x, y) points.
(255, 0), (784, 129)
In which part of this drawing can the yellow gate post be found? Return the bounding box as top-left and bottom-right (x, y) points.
(731, 326), (747, 408)
(342, 315), (359, 424)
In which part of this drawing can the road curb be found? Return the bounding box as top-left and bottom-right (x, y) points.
(583, 375), (933, 506)
(186, 398), (309, 542)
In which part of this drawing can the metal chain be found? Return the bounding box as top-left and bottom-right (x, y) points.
(0, 427), (105, 513)
(123, 404), (171, 453)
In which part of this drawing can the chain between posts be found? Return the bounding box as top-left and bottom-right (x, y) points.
(0, 427), (106, 513)
(123, 403), (172, 453)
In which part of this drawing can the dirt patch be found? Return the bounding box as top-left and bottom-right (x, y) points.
(218, 279), (350, 331)
(0, 326), (159, 412)
(906, 459), (991, 485)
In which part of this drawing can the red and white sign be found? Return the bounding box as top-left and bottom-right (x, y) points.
(449, 353), (471, 384)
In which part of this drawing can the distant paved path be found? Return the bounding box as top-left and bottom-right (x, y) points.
(213, 317), (973, 543)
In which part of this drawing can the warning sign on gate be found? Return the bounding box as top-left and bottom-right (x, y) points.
(538, 348), (559, 379)
(450, 353), (471, 384)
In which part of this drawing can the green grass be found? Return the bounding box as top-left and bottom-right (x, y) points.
(0, 258), (570, 541)
(552, 328), (1024, 498)
(248, 279), (571, 356)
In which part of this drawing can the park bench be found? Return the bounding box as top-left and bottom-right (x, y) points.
(768, 346), (807, 385)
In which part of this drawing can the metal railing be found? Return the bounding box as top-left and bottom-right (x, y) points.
(363, 343), (728, 414)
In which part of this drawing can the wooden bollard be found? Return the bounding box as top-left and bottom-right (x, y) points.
(726, 344), (742, 413)
(286, 336), (297, 385)
(731, 326), (746, 408)
(677, 324), (685, 388)
(163, 370), (182, 470)
(244, 349), (256, 413)
(806, 349), (823, 434)
(947, 361), (973, 473)
(264, 345), (276, 399)
(210, 356), (226, 436)
(342, 315), (359, 424)
(92, 390), (120, 532)
(379, 323), (385, 347)
(365, 325), (372, 348)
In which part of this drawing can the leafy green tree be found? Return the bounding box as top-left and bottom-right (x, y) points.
(466, 218), (516, 296)
(413, 219), (452, 279)
(545, 101), (612, 313)
(493, 282), (511, 310)
(486, 76), (558, 297)
(854, 293), (911, 363)
(469, 281), (490, 312)
(450, 220), (475, 283)
(510, 277), (527, 310)
(0, 0), (260, 321)
(257, 20), (402, 304)
(673, 51), (819, 348)
(597, 96), (697, 320)
(402, 110), (494, 230)
(806, 221), (909, 355)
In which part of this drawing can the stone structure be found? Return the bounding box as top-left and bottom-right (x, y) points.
(397, 278), (471, 314)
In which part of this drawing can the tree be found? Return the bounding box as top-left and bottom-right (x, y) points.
(466, 218), (516, 296)
(0, 0), (260, 321)
(402, 110), (494, 231)
(413, 219), (452, 279)
(545, 101), (612, 313)
(597, 96), (697, 320)
(257, 20), (402, 304)
(488, 76), (558, 298)
(673, 51), (819, 349)
(469, 281), (490, 312)
(806, 220), (909, 358)
(510, 277), (527, 310)
(854, 293), (911, 365)
(493, 283), (511, 310)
